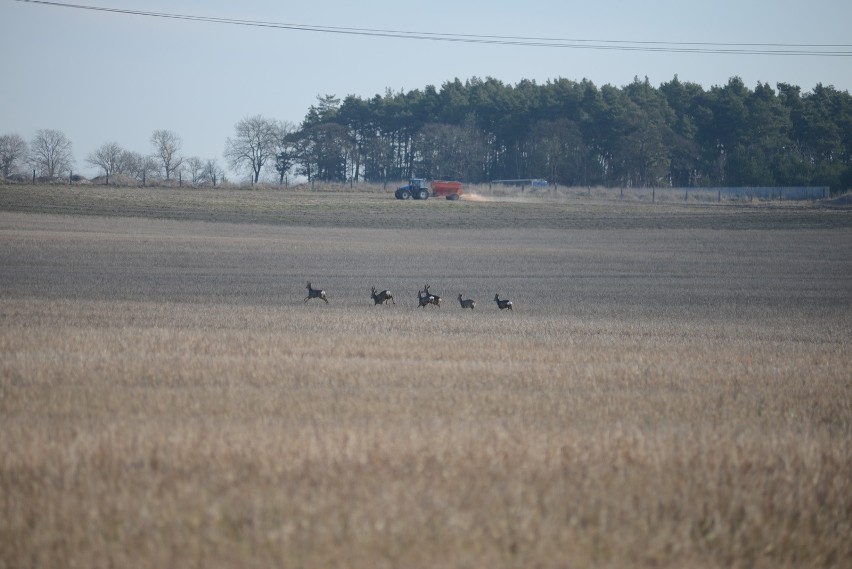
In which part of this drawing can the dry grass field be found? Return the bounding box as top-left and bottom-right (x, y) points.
(1, 185), (851, 568)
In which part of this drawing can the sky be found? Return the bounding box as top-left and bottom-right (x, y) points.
(2, 0), (851, 180)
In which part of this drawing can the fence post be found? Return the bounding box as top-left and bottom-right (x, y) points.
(652, 187), (655, 203)
(32, 169), (36, 184)
(718, 188), (721, 202)
(69, 171), (73, 185)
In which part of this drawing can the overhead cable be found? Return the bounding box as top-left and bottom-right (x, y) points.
(11, 0), (852, 56)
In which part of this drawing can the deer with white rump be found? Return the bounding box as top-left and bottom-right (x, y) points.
(371, 286), (395, 305)
(424, 284), (442, 307)
(304, 282), (328, 304)
(418, 284), (442, 308)
(494, 293), (513, 311)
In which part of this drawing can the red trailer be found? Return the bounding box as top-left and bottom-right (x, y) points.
(430, 180), (463, 200)
(395, 179), (463, 200)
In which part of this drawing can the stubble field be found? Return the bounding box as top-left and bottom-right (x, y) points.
(1, 185), (851, 568)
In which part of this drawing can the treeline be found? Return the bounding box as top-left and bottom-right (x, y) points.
(4, 76), (850, 192)
(0, 129), (227, 187)
(292, 76), (852, 191)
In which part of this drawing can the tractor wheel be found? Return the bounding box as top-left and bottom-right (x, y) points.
(417, 189), (429, 199)
(397, 189), (412, 200)
(446, 193), (460, 200)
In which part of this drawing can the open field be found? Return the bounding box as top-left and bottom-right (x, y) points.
(1, 183), (850, 230)
(1, 186), (851, 568)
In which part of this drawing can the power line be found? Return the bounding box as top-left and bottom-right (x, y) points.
(12, 0), (852, 56)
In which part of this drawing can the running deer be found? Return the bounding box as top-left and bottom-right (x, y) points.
(417, 289), (432, 308)
(458, 294), (476, 310)
(371, 286), (395, 305)
(494, 293), (513, 311)
(424, 284), (442, 307)
(304, 282), (328, 303)
(417, 284), (441, 308)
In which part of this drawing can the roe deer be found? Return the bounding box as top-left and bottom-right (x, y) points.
(423, 284), (442, 307)
(417, 287), (433, 308)
(417, 284), (440, 308)
(304, 282), (328, 303)
(371, 286), (395, 305)
(458, 294), (476, 310)
(494, 293), (513, 310)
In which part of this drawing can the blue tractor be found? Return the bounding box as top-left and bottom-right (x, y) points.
(394, 178), (431, 200)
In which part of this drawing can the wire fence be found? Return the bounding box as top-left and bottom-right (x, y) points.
(494, 184), (831, 203)
(1, 174), (835, 203)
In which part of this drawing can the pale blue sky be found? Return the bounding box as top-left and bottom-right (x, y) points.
(2, 0), (850, 179)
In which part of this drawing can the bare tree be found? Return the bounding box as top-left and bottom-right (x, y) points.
(86, 142), (125, 180)
(0, 133), (28, 177)
(117, 150), (139, 175)
(224, 115), (279, 184)
(150, 129), (183, 180)
(30, 129), (74, 178)
(200, 159), (224, 187)
(122, 151), (158, 184)
(184, 156), (205, 185)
